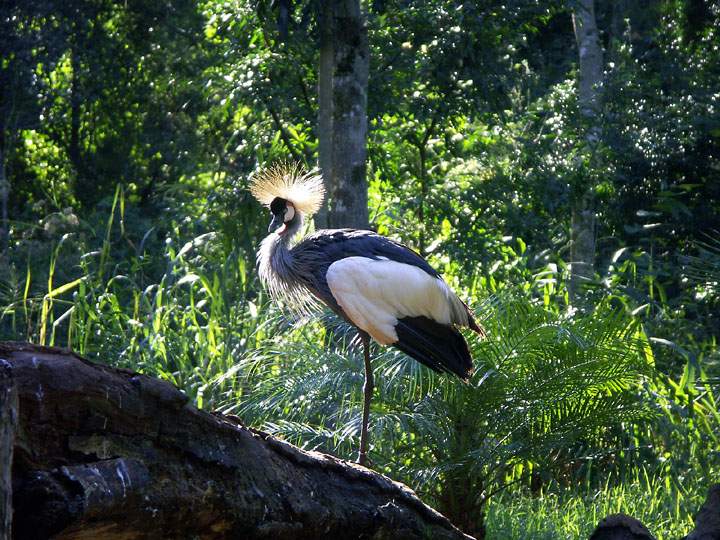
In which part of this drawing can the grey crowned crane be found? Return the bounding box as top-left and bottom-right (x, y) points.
(250, 164), (484, 466)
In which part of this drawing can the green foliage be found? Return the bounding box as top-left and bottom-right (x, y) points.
(235, 294), (654, 535)
(487, 466), (706, 539)
(1, 0), (719, 537)
(0, 186), (269, 409)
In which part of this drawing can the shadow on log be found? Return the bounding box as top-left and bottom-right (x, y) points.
(0, 342), (472, 540)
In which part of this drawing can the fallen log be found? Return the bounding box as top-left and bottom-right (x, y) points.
(0, 342), (472, 540)
(1, 360), (17, 539)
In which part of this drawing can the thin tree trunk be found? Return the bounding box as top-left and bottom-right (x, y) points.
(573, 0), (603, 122)
(570, 192), (597, 299)
(438, 474), (485, 539)
(265, 99), (304, 163)
(328, 0), (369, 229)
(411, 117), (437, 254)
(316, 6), (334, 229)
(569, 0), (603, 303)
(69, 49), (81, 170)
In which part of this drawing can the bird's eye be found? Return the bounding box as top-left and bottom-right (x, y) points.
(284, 205), (295, 222)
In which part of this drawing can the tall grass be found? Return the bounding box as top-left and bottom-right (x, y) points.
(0, 187), (276, 409)
(486, 466), (707, 539)
(1, 190), (718, 537)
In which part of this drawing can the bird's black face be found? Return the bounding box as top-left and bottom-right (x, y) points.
(268, 197), (296, 234)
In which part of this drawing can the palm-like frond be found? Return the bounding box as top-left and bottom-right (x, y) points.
(683, 235), (720, 290)
(229, 293), (654, 520)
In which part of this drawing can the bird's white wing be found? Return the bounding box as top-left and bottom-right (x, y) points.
(326, 256), (469, 345)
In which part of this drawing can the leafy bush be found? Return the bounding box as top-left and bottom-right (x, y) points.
(236, 294), (654, 536)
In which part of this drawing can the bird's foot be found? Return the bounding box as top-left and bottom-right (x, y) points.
(357, 451), (374, 468)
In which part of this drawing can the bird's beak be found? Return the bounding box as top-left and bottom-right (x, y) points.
(268, 214), (284, 233)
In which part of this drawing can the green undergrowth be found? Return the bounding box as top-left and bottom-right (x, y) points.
(486, 469), (708, 540)
(1, 194), (717, 537)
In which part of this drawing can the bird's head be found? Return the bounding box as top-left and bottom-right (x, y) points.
(250, 163), (325, 237)
(268, 197), (296, 235)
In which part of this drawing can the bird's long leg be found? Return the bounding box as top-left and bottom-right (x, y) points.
(358, 332), (374, 466)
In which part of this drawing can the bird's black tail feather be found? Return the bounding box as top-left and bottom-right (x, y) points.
(393, 316), (474, 380)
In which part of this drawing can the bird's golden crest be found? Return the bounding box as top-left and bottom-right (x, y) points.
(249, 163), (325, 216)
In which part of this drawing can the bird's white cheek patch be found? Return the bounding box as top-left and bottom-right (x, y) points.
(326, 257), (456, 345)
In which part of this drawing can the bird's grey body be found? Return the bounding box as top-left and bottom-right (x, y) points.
(258, 211), (480, 378)
(251, 164), (483, 465)
(282, 228), (437, 307)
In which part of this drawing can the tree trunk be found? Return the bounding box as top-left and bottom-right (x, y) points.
(437, 476), (485, 540)
(609, 0), (628, 51)
(2, 342), (472, 540)
(569, 0), (603, 304)
(316, 6), (334, 230)
(0, 360), (17, 540)
(327, 0), (369, 230)
(570, 191), (597, 301)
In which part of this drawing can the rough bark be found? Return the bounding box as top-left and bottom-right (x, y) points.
(0, 360), (16, 540)
(588, 514), (656, 540)
(684, 484), (720, 540)
(327, 0), (369, 230)
(0, 342), (472, 540)
(573, 0), (603, 121)
(569, 0), (603, 304)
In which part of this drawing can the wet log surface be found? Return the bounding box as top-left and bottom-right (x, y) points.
(1, 342), (472, 540)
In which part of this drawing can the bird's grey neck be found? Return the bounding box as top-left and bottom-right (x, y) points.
(257, 214), (303, 295)
(262, 232), (294, 275)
